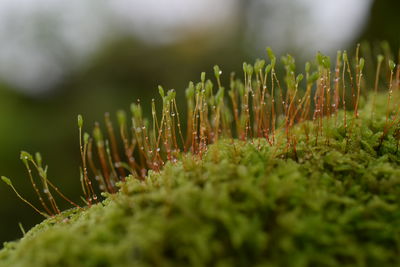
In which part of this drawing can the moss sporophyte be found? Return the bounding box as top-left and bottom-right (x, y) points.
(1, 43), (400, 266)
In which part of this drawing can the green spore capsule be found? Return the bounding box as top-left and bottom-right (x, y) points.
(83, 132), (90, 145)
(389, 60), (396, 71)
(77, 114), (83, 128)
(20, 151), (33, 162)
(200, 72), (206, 83)
(158, 85), (164, 98)
(359, 58), (365, 72)
(213, 65), (221, 79)
(1, 176), (12, 186)
(266, 47), (275, 61)
(117, 110), (127, 126)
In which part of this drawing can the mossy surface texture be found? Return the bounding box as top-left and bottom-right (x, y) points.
(1, 95), (400, 267)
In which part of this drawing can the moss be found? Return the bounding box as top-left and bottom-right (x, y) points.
(0, 93), (399, 267)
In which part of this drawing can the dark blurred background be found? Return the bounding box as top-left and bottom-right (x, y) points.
(0, 0), (399, 245)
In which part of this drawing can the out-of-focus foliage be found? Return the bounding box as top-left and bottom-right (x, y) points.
(360, 0), (400, 49)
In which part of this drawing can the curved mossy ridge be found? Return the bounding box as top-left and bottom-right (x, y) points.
(1, 95), (400, 266)
(1, 45), (400, 266)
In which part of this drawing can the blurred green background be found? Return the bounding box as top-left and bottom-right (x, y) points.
(0, 0), (399, 245)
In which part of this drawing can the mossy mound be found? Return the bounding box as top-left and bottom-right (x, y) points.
(1, 96), (400, 267)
